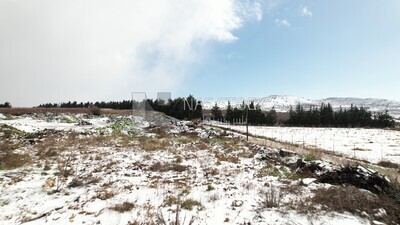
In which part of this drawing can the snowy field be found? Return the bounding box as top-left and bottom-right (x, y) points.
(1, 113), (399, 224)
(215, 124), (400, 164)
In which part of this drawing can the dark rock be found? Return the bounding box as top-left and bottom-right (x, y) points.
(77, 120), (92, 126)
(318, 165), (400, 207)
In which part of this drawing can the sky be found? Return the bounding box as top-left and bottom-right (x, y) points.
(0, 0), (399, 107)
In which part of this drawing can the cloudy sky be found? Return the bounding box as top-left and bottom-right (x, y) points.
(1, 0), (399, 106)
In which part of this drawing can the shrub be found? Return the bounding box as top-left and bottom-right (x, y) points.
(149, 162), (187, 173)
(206, 184), (215, 191)
(0, 142), (30, 170)
(181, 199), (202, 210)
(264, 185), (281, 208)
(110, 202), (135, 212)
(89, 106), (101, 116)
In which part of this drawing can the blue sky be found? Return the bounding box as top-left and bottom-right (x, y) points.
(179, 0), (400, 101)
(1, 0), (399, 106)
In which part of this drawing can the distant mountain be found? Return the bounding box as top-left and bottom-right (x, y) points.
(203, 95), (400, 118)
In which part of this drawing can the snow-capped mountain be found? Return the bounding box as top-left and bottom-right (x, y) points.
(203, 95), (400, 118)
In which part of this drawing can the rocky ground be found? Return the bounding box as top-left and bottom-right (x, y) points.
(0, 112), (399, 225)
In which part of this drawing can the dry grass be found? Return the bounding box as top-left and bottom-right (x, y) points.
(0, 141), (30, 170)
(145, 127), (169, 138)
(263, 185), (281, 208)
(127, 221), (157, 225)
(163, 195), (179, 207)
(96, 190), (115, 200)
(237, 148), (257, 158)
(149, 162), (188, 173)
(377, 160), (400, 169)
(140, 137), (171, 151)
(297, 185), (400, 224)
(196, 142), (209, 150)
(207, 193), (220, 202)
(89, 106), (101, 116)
(215, 153), (239, 164)
(180, 199), (202, 211)
(109, 201), (135, 212)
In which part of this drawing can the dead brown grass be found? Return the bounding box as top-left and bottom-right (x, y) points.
(196, 142), (209, 150)
(0, 141), (30, 170)
(149, 162), (187, 173)
(96, 190), (115, 200)
(377, 160), (400, 169)
(297, 185), (400, 224)
(140, 137), (171, 151)
(110, 201), (135, 212)
(215, 153), (239, 164)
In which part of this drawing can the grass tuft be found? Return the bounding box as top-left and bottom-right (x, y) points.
(110, 201), (135, 212)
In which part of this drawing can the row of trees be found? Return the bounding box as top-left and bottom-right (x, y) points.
(286, 103), (395, 128)
(0, 102), (11, 108)
(38, 100), (134, 109)
(211, 101), (278, 126)
(37, 99), (396, 128)
(147, 95), (203, 120)
(37, 95), (203, 120)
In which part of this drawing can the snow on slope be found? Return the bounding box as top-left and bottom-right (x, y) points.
(321, 97), (400, 118)
(1, 114), (375, 225)
(254, 95), (316, 112)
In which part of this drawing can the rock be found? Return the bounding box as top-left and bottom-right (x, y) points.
(231, 200), (244, 207)
(77, 120), (92, 126)
(318, 165), (400, 207)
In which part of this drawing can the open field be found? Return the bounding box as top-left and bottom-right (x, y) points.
(214, 123), (400, 165)
(0, 108), (132, 115)
(1, 113), (400, 225)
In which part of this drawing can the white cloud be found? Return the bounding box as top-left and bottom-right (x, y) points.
(274, 19), (290, 27)
(301, 6), (312, 17)
(0, 0), (262, 106)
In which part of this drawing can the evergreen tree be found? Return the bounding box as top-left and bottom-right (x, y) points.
(226, 101), (233, 123)
(211, 103), (223, 121)
(320, 103), (334, 126)
(0, 102), (12, 108)
(265, 108), (277, 126)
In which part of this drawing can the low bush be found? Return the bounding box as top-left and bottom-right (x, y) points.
(181, 199), (202, 210)
(110, 201), (135, 212)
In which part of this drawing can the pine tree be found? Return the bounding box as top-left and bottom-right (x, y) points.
(265, 108), (277, 125)
(211, 103), (223, 121)
(226, 101), (233, 123)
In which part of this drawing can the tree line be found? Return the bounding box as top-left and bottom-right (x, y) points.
(36, 99), (397, 128)
(286, 103), (395, 128)
(210, 101), (278, 126)
(0, 102), (12, 108)
(37, 95), (203, 120)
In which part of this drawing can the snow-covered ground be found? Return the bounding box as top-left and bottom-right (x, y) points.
(0, 114), (108, 133)
(0, 113), (397, 225)
(214, 124), (400, 164)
